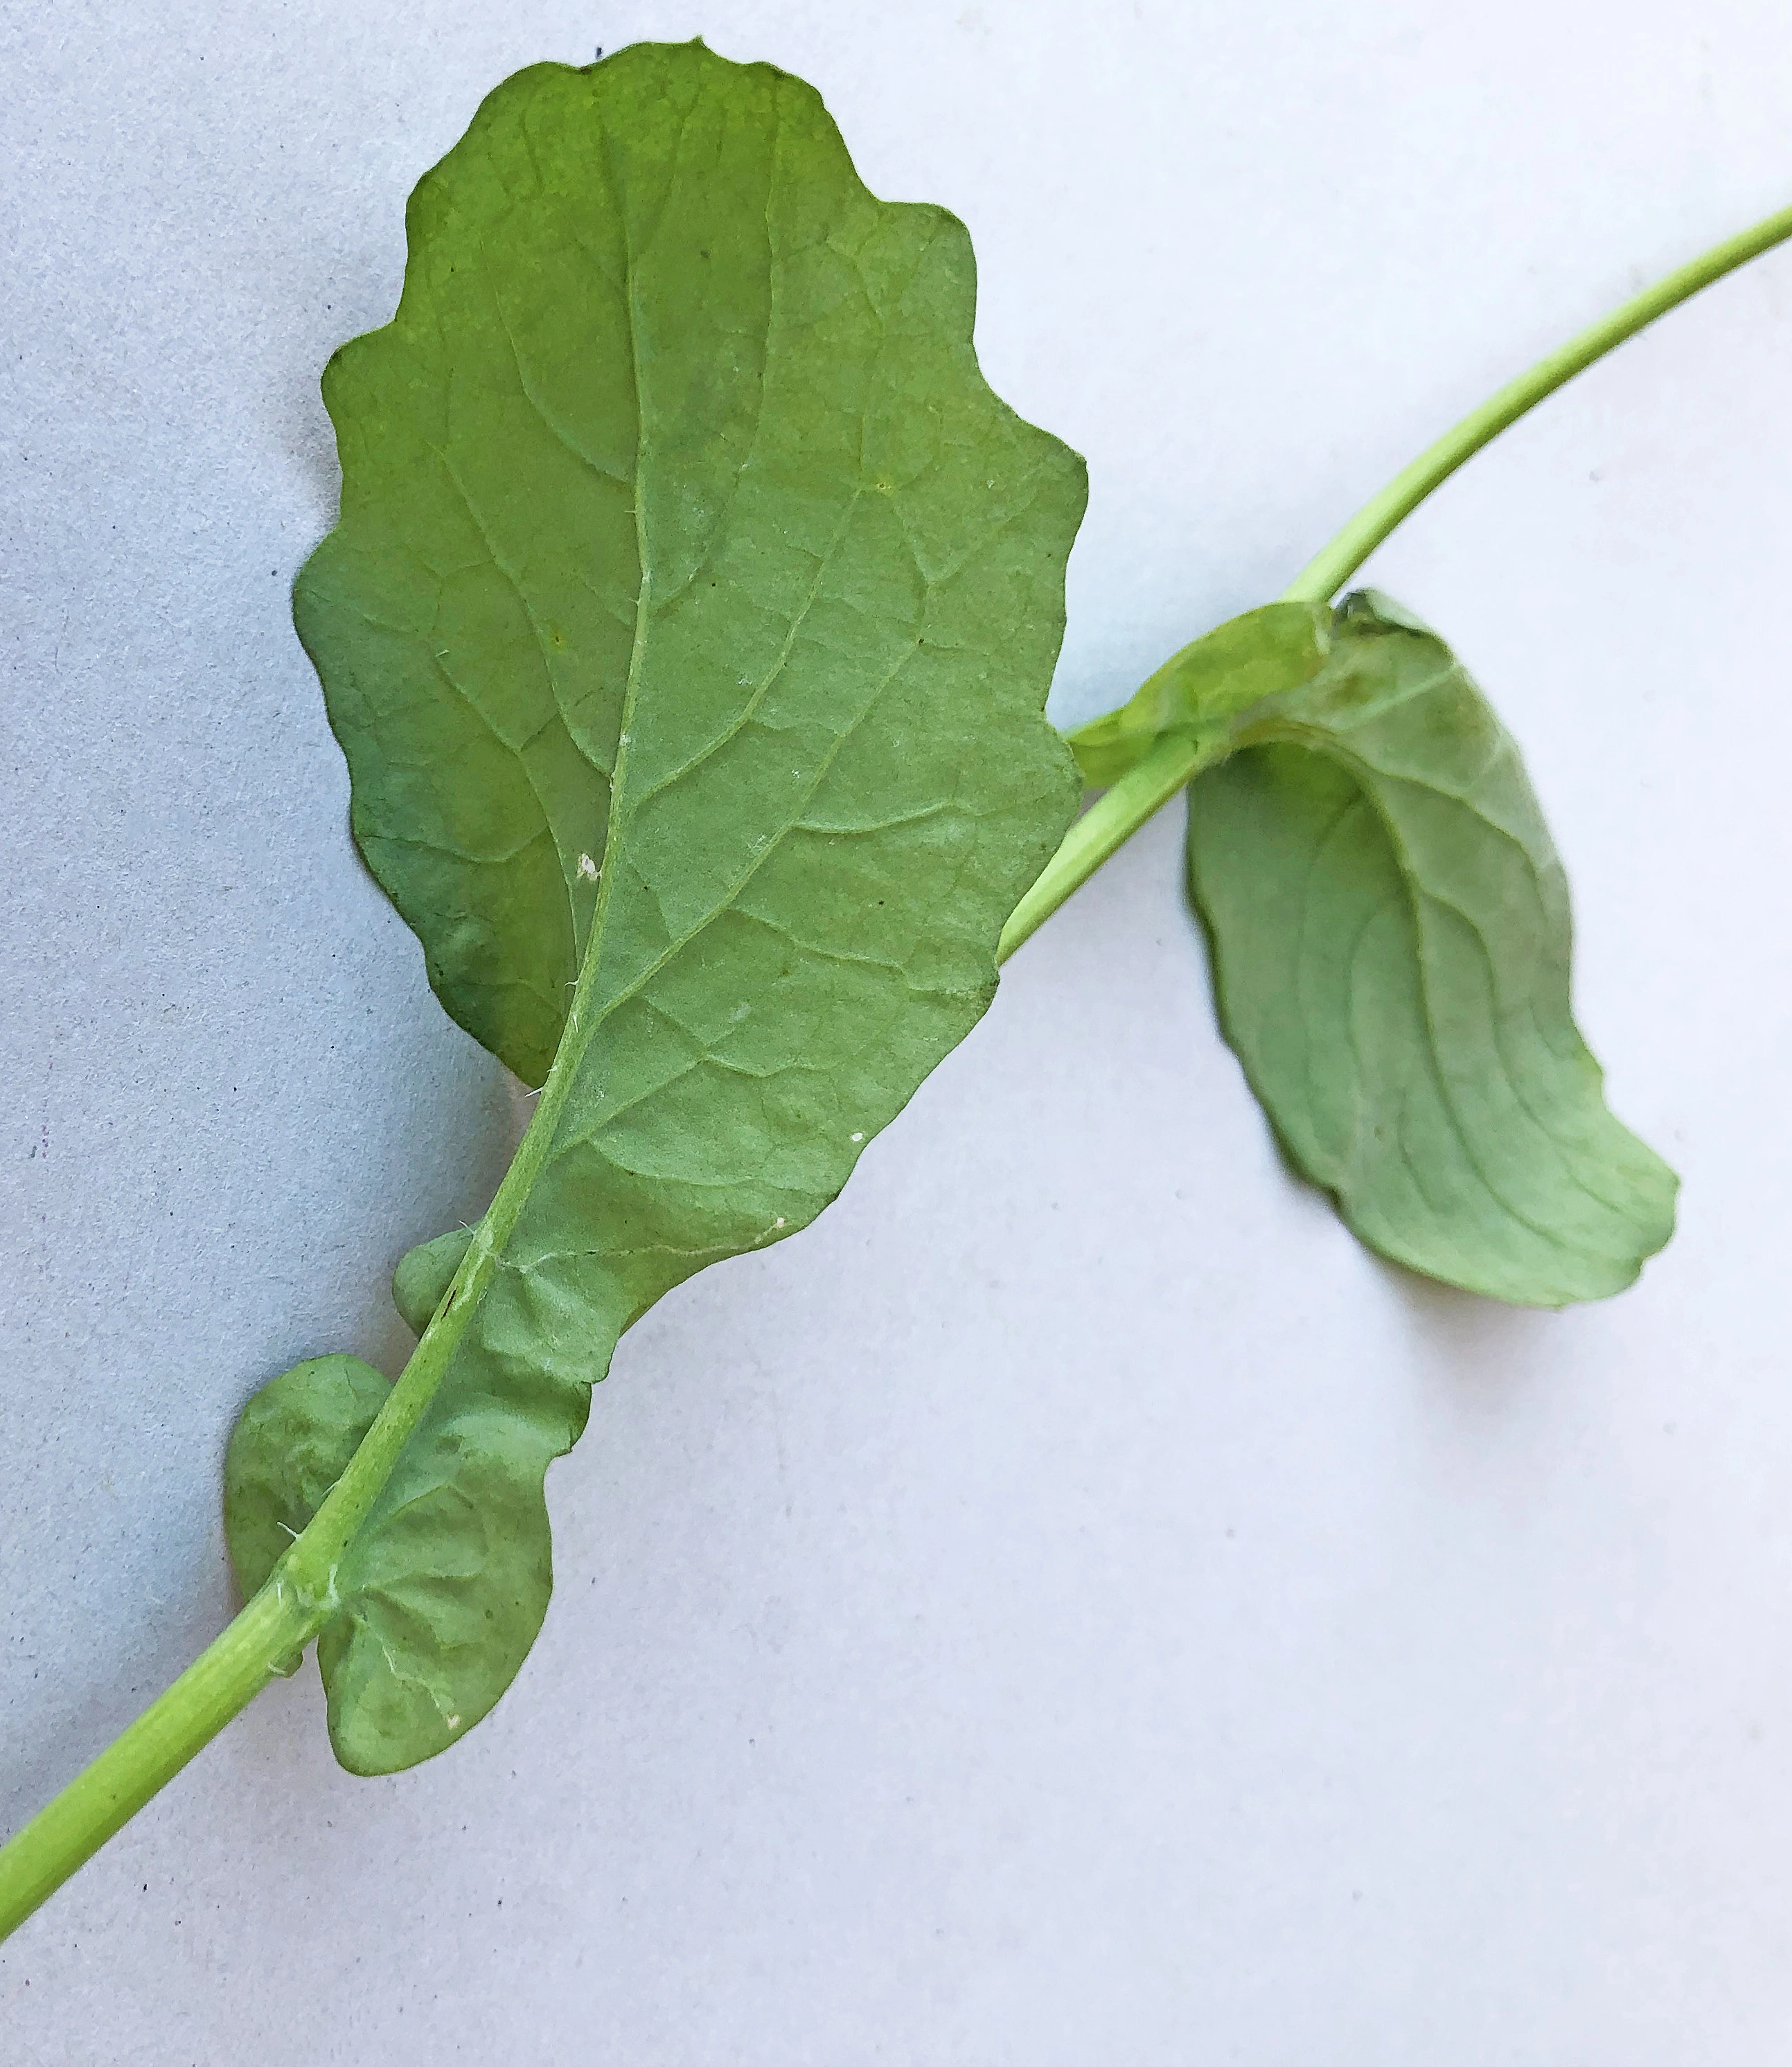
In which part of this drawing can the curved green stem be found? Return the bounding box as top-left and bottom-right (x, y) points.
(280, 898), (612, 1595)
(1282, 199), (1792, 603)
(0, 1581), (319, 1940)
(1000, 199), (1792, 959)
(0, 894), (618, 1945)
(1000, 732), (1209, 961)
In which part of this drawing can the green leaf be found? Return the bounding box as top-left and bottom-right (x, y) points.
(1066, 599), (1332, 788)
(1182, 589), (1676, 1305)
(260, 43), (1083, 1773)
(391, 1227), (474, 1337)
(224, 1356), (391, 1614)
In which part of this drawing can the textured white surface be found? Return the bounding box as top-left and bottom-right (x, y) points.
(4, 1), (1792, 2058)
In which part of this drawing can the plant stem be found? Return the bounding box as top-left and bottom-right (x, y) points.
(998, 733), (1209, 961)
(1282, 199), (1792, 603)
(1000, 199), (1792, 957)
(279, 876), (614, 1593)
(0, 862), (621, 1946)
(0, 1580), (319, 1941)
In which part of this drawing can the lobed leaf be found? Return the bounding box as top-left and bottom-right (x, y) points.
(239, 43), (1084, 1773)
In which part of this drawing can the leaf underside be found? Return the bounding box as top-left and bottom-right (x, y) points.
(244, 43), (1084, 1773)
(1066, 589), (1676, 1304)
(224, 1356), (391, 1633)
(1173, 591), (1676, 1305)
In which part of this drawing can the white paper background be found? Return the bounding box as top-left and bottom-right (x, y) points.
(5, 2), (1792, 2059)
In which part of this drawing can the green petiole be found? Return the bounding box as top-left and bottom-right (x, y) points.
(998, 198), (1792, 964)
(5, 195), (1789, 1951)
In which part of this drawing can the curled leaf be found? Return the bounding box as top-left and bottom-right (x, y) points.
(1066, 600), (1331, 787)
(1185, 590), (1676, 1304)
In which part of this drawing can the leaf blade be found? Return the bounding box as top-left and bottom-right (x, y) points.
(224, 1356), (391, 1608)
(1186, 590), (1676, 1305)
(277, 44), (1083, 1771)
